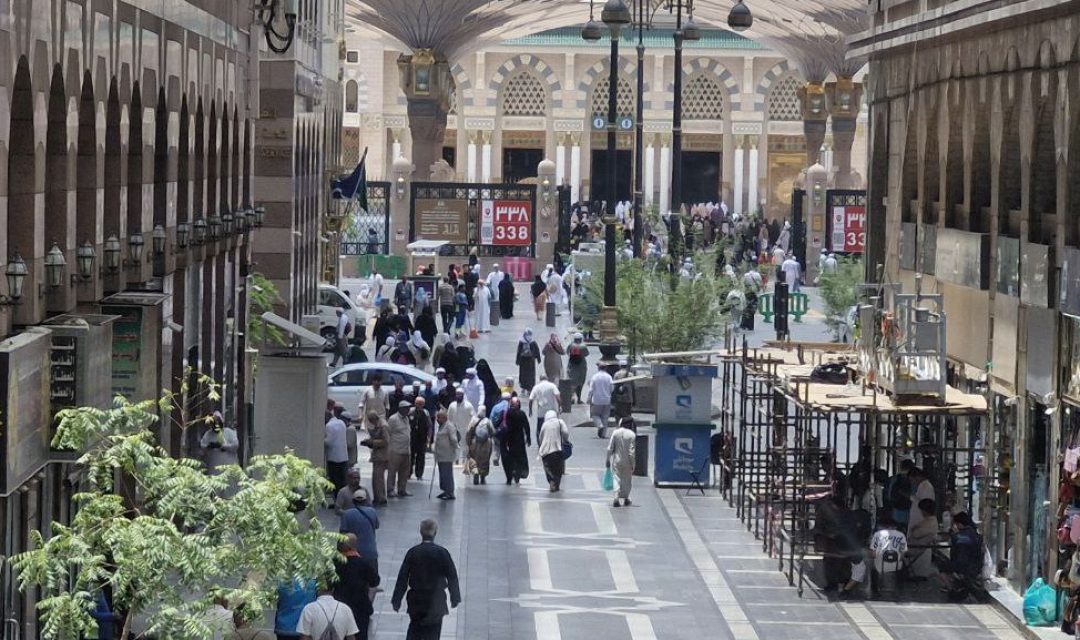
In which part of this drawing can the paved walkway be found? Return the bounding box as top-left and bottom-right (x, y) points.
(328, 278), (1031, 640)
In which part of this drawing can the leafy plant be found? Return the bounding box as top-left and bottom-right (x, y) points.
(247, 273), (286, 346)
(11, 392), (339, 640)
(818, 256), (864, 340)
(584, 250), (736, 360)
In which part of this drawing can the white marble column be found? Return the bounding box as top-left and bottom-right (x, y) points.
(392, 140), (402, 160)
(659, 138), (671, 215)
(466, 132), (478, 183)
(823, 143), (834, 173)
(644, 139), (655, 206)
(556, 134), (567, 187)
(733, 140), (744, 215)
(481, 131), (492, 183)
(570, 136), (581, 204)
(748, 143), (759, 216)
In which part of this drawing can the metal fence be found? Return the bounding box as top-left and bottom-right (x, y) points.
(341, 181), (390, 255)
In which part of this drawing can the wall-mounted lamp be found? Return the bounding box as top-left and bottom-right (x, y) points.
(236, 210), (248, 234)
(255, 0), (298, 54)
(176, 222), (191, 249)
(812, 182), (824, 205)
(254, 206), (266, 228)
(103, 235), (122, 272)
(44, 244), (66, 288)
(222, 212), (235, 236)
(193, 218), (208, 245)
(152, 224), (167, 256)
(245, 208), (257, 230)
(395, 176), (407, 199)
(76, 242), (96, 281)
(128, 232), (145, 265)
(0, 254), (28, 306)
(208, 215), (222, 240)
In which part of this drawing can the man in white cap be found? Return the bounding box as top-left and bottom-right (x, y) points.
(448, 387), (475, 463)
(781, 252), (802, 293)
(433, 367), (448, 395)
(546, 268), (564, 314)
(486, 263), (503, 327)
(823, 253), (839, 275)
(462, 368), (484, 409)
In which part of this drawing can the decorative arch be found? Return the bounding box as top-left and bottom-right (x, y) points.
(753, 60), (794, 112)
(500, 70), (549, 117)
(450, 62), (472, 108)
(766, 73), (802, 121)
(590, 75), (636, 119)
(487, 54), (561, 108)
(664, 58), (739, 111)
(576, 58), (647, 109)
(681, 74), (727, 120)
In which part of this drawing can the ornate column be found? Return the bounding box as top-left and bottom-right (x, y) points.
(748, 142), (759, 216)
(481, 131), (493, 183)
(570, 133), (581, 204)
(397, 49), (452, 179)
(556, 133), (567, 187)
(797, 81), (828, 166)
(644, 135), (655, 206)
(659, 134), (671, 215)
(733, 138), (745, 215)
(825, 77), (864, 189)
(391, 131), (403, 161)
(466, 131), (478, 182)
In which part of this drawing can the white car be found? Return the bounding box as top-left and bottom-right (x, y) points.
(318, 284), (367, 343)
(327, 362), (435, 414)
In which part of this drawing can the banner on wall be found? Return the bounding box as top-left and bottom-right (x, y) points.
(830, 204), (866, 253)
(480, 199), (532, 246)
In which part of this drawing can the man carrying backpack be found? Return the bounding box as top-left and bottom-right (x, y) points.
(296, 578), (359, 640)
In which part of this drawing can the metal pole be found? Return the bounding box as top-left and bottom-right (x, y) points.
(605, 27), (620, 308)
(632, 0), (645, 258)
(671, 0), (684, 218)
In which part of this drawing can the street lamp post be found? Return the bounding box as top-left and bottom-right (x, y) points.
(584, 0), (630, 362)
(632, 0), (645, 258)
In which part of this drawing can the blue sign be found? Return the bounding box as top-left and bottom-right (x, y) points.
(619, 116), (634, 130)
(653, 423), (713, 486)
(651, 364), (718, 378)
(592, 116), (606, 130)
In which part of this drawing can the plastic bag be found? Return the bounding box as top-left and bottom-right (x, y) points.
(1023, 578), (1059, 626)
(602, 468), (615, 492)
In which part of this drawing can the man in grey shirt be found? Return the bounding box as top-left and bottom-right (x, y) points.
(387, 400), (414, 497)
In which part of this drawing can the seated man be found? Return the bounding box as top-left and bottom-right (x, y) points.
(838, 551), (870, 599)
(869, 517), (908, 595)
(938, 512), (984, 596)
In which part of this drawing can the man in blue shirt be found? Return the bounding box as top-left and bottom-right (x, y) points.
(274, 577), (317, 638)
(340, 494), (380, 563)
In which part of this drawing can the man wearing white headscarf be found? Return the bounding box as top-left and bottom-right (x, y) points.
(546, 269), (565, 313)
(409, 331), (431, 371)
(486, 264), (503, 327)
(475, 279), (492, 333)
(376, 335), (396, 362)
(462, 367), (484, 409)
(777, 220), (792, 254)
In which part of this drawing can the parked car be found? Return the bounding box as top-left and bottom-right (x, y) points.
(318, 283), (367, 344)
(327, 363), (435, 413)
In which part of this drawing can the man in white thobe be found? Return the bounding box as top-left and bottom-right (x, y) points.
(475, 279), (492, 333)
(781, 253), (802, 293)
(546, 270), (564, 312)
(485, 264), (503, 327)
(448, 388), (475, 462)
(607, 418), (637, 507)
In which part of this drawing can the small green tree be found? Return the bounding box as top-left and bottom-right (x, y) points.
(11, 393), (338, 640)
(247, 272), (287, 346)
(585, 251), (736, 359)
(818, 256), (864, 340)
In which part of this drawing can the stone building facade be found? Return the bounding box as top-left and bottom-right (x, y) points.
(852, 0), (1080, 592)
(0, 0), (340, 634)
(343, 26), (868, 223)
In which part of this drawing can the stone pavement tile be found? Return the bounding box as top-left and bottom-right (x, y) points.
(754, 623), (863, 640)
(883, 626), (997, 640)
(744, 602), (849, 623)
(867, 604), (980, 627)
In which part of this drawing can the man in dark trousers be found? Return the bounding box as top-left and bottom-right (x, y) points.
(392, 519), (461, 640)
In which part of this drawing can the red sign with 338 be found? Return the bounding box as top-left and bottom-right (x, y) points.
(481, 199), (532, 246)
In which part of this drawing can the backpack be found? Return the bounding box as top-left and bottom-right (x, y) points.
(568, 345), (584, 364)
(475, 422), (491, 443)
(316, 603), (342, 640)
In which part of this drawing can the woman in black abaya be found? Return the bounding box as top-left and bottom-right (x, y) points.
(498, 273), (515, 319)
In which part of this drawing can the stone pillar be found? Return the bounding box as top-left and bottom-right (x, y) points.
(826, 77), (865, 189)
(392, 136), (402, 161)
(659, 136), (671, 215)
(798, 81), (828, 166)
(569, 134), (581, 204)
(644, 138), (655, 206)
(805, 162), (829, 279)
(397, 49), (452, 180)
(536, 158), (558, 266)
(748, 143), (759, 216)
(555, 134), (567, 187)
(733, 139), (745, 215)
(481, 131), (492, 183)
(466, 132), (478, 182)
(389, 156), (413, 256)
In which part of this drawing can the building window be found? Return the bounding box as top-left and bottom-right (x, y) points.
(682, 74), (725, 121)
(345, 80), (359, 113)
(347, 50), (359, 63)
(767, 75), (802, 122)
(590, 75), (635, 119)
(501, 72), (547, 117)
